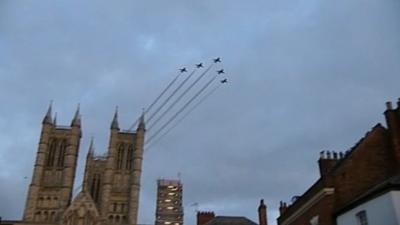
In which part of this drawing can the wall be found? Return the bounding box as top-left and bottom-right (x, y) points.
(336, 191), (400, 225)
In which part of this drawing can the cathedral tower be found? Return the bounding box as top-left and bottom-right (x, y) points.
(79, 109), (145, 225)
(22, 104), (82, 224)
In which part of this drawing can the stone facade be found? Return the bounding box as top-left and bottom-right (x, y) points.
(19, 105), (145, 225)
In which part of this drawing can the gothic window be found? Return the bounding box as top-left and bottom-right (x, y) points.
(90, 174), (101, 203)
(95, 174), (101, 202)
(50, 211), (55, 221)
(44, 211), (49, 221)
(126, 145), (134, 170)
(57, 139), (67, 167)
(121, 203), (126, 212)
(34, 211), (41, 221)
(90, 175), (97, 200)
(116, 143), (125, 170)
(47, 139), (57, 167)
(116, 215), (120, 223)
(84, 214), (92, 225)
(38, 197), (44, 207)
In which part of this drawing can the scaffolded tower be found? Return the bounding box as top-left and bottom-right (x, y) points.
(155, 179), (184, 225)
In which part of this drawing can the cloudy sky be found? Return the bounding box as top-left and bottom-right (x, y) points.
(1, 0), (400, 224)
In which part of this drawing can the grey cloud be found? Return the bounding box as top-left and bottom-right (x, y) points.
(1, 0), (400, 225)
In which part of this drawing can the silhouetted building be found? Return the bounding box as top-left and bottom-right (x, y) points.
(155, 179), (184, 225)
(196, 199), (265, 225)
(277, 99), (400, 225)
(7, 104), (146, 225)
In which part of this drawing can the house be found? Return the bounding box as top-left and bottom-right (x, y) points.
(277, 99), (400, 225)
(196, 199), (267, 225)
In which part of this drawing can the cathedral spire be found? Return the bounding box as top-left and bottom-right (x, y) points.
(87, 136), (94, 157)
(42, 101), (53, 124)
(71, 104), (81, 127)
(111, 106), (120, 130)
(137, 109), (145, 131)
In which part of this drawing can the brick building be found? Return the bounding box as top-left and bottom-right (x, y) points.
(277, 99), (400, 225)
(196, 199), (267, 225)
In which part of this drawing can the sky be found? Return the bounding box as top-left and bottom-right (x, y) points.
(1, 0), (400, 224)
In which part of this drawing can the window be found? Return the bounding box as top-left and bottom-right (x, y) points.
(47, 139), (58, 166)
(356, 210), (368, 225)
(116, 143), (125, 170)
(126, 145), (134, 170)
(57, 140), (67, 167)
(309, 215), (319, 225)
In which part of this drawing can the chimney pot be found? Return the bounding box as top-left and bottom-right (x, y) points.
(320, 151), (324, 159)
(386, 101), (393, 110)
(333, 151), (338, 159)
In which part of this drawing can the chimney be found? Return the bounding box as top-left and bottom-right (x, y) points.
(384, 100), (400, 170)
(197, 211), (215, 225)
(279, 201), (288, 216)
(318, 151), (340, 177)
(258, 199), (267, 225)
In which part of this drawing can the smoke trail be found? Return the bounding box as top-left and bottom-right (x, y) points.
(128, 71), (184, 131)
(148, 63), (214, 130)
(146, 72), (220, 144)
(146, 68), (198, 124)
(145, 84), (221, 150)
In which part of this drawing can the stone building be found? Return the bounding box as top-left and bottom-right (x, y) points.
(277, 99), (400, 225)
(154, 179), (184, 225)
(13, 104), (145, 225)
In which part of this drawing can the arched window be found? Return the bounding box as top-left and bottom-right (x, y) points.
(116, 143), (125, 170)
(95, 174), (101, 202)
(35, 211), (41, 221)
(38, 197), (44, 207)
(57, 139), (67, 167)
(116, 215), (120, 223)
(84, 213), (92, 225)
(109, 215), (114, 223)
(44, 211), (49, 221)
(126, 145), (134, 170)
(90, 174), (101, 203)
(90, 175), (97, 199)
(47, 139), (58, 166)
(50, 211), (55, 221)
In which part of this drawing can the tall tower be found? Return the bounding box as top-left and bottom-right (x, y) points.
(155, 179), (184, 225)
(98, 109), (146, 225)
(22, 104), (81, 224)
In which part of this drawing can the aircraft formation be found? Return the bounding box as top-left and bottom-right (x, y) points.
(128, 57), (228, 150)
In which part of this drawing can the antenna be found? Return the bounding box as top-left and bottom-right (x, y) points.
(177, 172), (182, 181)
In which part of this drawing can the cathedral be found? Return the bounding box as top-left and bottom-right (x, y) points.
(19, 104), (145, 225)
